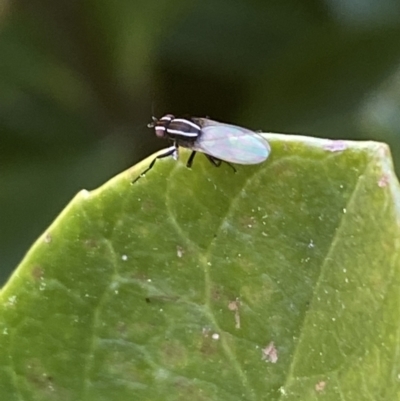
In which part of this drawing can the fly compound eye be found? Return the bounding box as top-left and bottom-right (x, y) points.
(155, 125), (166, 138)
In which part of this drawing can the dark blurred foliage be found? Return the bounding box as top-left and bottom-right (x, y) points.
(1, 0), (400, 282)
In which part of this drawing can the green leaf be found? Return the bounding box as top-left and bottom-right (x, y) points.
(0, 135), (399, 400)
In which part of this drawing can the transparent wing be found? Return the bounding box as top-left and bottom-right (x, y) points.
(191, 119), (270, 164)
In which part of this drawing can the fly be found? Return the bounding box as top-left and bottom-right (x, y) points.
(132, 114), (271, 183)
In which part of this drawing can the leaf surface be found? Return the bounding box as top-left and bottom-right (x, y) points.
(0, 135), (399, 400)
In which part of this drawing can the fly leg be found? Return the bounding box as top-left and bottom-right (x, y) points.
(186, 151), (197, 168)
(132, 145), (177, 184)
(206, 155), (237, 173)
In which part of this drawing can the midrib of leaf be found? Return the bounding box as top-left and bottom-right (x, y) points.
(163, 162), (266, 401)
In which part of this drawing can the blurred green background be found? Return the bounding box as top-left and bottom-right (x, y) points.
(1, 0), (400, 284)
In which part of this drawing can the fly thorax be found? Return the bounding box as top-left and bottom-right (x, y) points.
(165, 117), (201, 143)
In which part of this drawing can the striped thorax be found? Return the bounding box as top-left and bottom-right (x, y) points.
(149, 114), (201, 142)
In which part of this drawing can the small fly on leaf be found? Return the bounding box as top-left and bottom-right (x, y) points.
(132, 114), (270, 183)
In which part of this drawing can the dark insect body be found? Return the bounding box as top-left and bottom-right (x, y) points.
(132, 114), (270, 183)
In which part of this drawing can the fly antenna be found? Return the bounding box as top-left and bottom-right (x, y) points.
(147, 116), (158, 128)
(148, 101), (158, 127)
